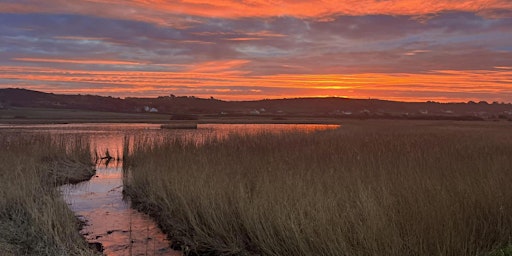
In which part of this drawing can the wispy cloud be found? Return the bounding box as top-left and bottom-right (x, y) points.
(13, 57), (145, 66)
(404, 50), (431, 56)
(188, 59), (251, 73)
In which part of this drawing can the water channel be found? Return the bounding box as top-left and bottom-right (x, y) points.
(0, 123), (339, 255)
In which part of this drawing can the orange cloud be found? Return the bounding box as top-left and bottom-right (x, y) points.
(1, 0), (511, 28)
(124, 0), (512, 18)
(225, 38), (263, 41)
(1, 64), (511, 102)
(188, 59), (251, 73)
(404, 50), (431, 56)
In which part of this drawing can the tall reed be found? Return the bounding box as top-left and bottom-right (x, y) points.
(124, 121), (512, 256)
(0, 133), (97, 255)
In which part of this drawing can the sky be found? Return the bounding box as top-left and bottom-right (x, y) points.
(1, 0), (512, 102)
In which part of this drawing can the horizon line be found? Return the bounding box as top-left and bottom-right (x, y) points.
(2, 87), (511, 105)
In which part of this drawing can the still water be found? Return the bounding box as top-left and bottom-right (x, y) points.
(0, 123), (339, 255)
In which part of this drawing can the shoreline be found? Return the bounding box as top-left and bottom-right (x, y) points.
(1, 116), (508, 126)
(50, 159), (104, 253)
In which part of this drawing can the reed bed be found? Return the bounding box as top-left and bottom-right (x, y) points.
(124, 121), (512, 256)
(0, 132), (97, 255)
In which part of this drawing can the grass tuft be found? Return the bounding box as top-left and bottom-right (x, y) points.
(0, 133), (97, 255)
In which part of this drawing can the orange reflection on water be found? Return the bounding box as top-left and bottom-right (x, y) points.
(78, 206), (178, 256)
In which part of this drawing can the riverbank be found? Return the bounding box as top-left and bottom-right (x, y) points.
(0, 107), (343, 125)
(124, 121), (512, 256)
(3, 106), (509, 125)
(0, 133), (99, 255)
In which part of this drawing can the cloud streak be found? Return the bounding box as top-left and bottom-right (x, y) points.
(13, 57), (145, 66)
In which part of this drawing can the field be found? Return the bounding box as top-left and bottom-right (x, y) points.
(123, 121), (512, 256)
(0, 133), (97, 255)
(0, 107), (171, 124)
(0, 107), (344, 125)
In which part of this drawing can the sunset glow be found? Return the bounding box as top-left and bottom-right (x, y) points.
(1, 1), (512, 102)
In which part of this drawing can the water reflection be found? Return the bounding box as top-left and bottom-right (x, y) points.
(0, 123), (339, 255)
(62, 165), (175, 255)
(58, 129), (177, 255)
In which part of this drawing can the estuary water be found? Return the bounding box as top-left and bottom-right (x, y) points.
(0, 123), (339, 255)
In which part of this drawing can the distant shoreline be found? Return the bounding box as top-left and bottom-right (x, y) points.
(1, 105), (511, 125)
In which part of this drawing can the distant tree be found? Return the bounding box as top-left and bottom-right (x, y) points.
(478, 101), (489, 105)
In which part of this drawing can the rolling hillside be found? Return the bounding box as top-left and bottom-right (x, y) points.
(1, 88), (512, 120)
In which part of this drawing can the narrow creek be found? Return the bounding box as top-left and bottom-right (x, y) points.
(1, 123), (339, 255)
(60, 134), (178, 255)
(62, 164), (176, 255)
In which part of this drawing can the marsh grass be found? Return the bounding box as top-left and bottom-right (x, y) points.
(0, 133), (97, 255)
(124, 121), (512, 256)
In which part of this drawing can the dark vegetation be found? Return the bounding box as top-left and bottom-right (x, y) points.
(1, 88), (512, 121)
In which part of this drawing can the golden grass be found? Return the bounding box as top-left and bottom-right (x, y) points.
(0, 133), (97, 255)
(123, 121), (512, 256)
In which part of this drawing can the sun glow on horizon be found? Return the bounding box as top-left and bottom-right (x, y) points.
(1, 62), (511, 102)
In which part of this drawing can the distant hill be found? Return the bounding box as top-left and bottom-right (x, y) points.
(1, 88), (512, 120)
(0, 88), (134, 113)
